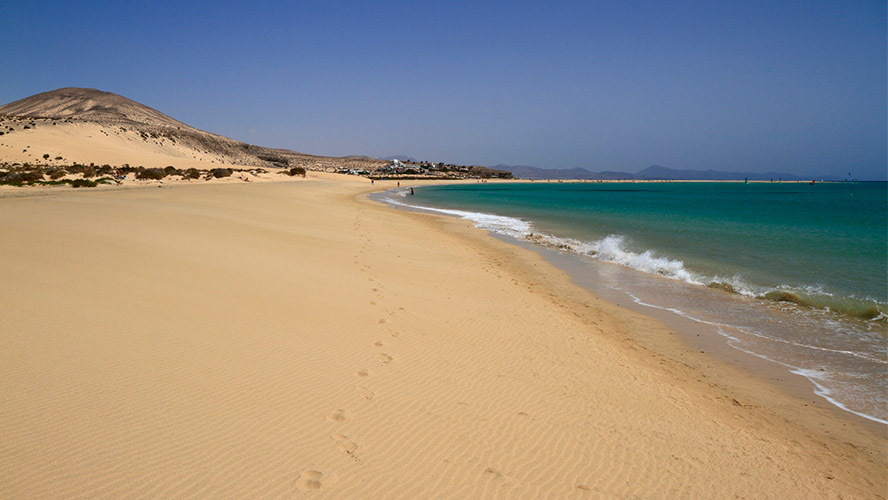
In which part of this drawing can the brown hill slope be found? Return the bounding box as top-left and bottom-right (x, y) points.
(0, 87), (385, 171)
(0, 87), (190, 128)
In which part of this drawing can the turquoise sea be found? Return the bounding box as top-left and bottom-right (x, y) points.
(382, 181), (887, 423)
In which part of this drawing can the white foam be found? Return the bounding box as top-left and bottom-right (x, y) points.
(387, 195), (713, 286)
(591, 235), (701, 283)
(789, 368), (888, 425)
(383, 195), (533, 239)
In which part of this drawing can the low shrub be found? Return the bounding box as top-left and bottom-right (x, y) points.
(182, 168), (201, 179)
(19, 170), (43, 182)
(136, 168), (164, 180)
(211, 168), (232, 178)
(48, 169), (67, 180)
(0, 170), (44, 185)
(70, 177), (114, 188)
(69, 164), (96, 178)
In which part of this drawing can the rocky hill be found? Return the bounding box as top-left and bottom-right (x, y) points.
(0, 88), (191, 128)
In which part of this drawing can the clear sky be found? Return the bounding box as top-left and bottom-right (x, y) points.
(2, 1), (885, 179)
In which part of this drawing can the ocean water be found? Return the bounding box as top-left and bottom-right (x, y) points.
(382, 181), (887, 423)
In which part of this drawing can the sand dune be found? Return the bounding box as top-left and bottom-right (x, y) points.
(0, 175), (883, 499)
(0, 117), (256, 170)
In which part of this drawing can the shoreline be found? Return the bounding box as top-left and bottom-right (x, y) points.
(376, 182), (887, 426)
(367, 179), (888, 441)
(533, 242), (887, 431)
(361, 180), (887, 467)
(497, 225), (885, 426)
(1, 175), (884, 498)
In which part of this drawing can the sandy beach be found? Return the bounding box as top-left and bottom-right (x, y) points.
(1, 174), (884, 499)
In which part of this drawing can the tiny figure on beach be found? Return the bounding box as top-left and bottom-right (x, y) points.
(397, 182), (400, 187)
(409, 187), (414, 195)
(371, 179), (374, 184)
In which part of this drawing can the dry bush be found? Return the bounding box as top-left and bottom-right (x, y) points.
(182, 168), (201, 179)
(69, 164), (96, 178)
(136, 168), (164, 180)
(48, 169), (67, 180)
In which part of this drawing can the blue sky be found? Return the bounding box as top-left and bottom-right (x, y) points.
(2, 1), (885, 179)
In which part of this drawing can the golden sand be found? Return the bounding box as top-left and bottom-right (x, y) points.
(0, 174), (884, 499)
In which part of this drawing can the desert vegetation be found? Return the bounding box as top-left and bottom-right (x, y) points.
(280, 166), (306, 177)
(0, 164), (115, 188)
(0, 162), (273, 188)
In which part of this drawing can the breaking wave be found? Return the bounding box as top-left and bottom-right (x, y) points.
(384, 192), (886, 323)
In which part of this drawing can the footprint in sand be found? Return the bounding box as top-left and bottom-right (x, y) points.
(326, 409), (347, 422)
(331, 434), (358, 454)
(376, 353), (393, 364)
(355, 386), (375, 400)
(484, 467), (509, 480)
(372, 341), (383, 347)
(295, 470), (324, 491)
(354, 368), (369, 377)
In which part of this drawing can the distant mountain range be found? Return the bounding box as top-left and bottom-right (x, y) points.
(490, 164), (819, 181)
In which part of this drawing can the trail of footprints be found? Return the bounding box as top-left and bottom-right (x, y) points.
(296, 210), (399, 492)
(301, 210), (603, 494)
